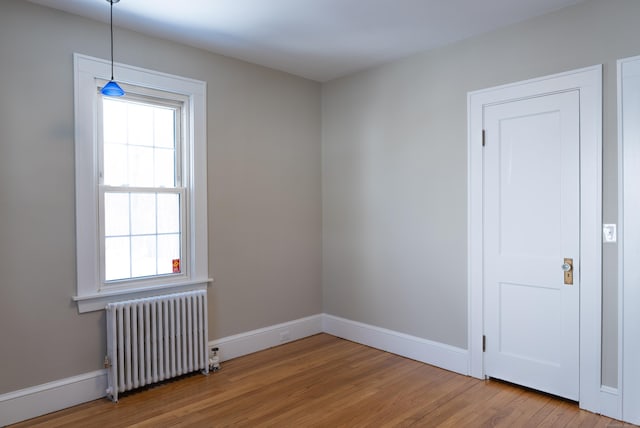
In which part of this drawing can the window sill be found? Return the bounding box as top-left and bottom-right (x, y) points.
(73, 278), (213, 313)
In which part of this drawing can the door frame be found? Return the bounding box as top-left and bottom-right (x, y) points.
(467, 65), (602, 412)
(618, 54), (640, 425)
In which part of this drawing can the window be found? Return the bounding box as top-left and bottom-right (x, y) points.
(74, 54), (209, 312)
(101, 94), (185, 284)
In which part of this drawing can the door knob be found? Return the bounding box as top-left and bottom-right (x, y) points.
(562, 263), (572, 272)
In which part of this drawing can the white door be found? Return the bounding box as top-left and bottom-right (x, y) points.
(483, 90), (580, 401)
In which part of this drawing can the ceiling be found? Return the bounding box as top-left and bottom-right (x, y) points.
(28, 0), (585, 82)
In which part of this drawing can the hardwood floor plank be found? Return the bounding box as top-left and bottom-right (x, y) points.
(10, 334), (634, 427)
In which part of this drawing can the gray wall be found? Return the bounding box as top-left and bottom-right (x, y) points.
(0, 0), (321, 394)
(322, 0), (639, 388)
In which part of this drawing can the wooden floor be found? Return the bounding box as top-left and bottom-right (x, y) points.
(13, 334), (634, 427)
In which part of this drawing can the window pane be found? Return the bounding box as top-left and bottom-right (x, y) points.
(157, 234), (180, 275)
(130, 193), (156, 235)
(128, 146), (155, 187)
(104, 193), (130, 236)
(154, 108), (175, 148)
(103, 143), (128, 186)
(105, 236), (130, 281)
(157, 193), (180, 234)
(155, 148), (175, 187)
(103, 99), (127, 144)
(131, 235), (156, 278)
(127, 103), (154, 147)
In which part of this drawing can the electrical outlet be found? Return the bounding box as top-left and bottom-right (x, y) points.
(279, 331), (291, 342)
(209, 346), (221, 372)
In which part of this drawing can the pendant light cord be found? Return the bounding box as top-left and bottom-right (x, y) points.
(101, 0), (124, 96)
(109, 0), (114, 80)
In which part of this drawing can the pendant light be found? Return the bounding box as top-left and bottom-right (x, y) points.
(101, 0), (125, 97)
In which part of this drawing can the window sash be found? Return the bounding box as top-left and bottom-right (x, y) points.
(98, 186), (188, 289)
(98, 91), (184, 189)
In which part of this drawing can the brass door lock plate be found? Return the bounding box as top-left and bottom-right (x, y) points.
(562, 258), (573, 285)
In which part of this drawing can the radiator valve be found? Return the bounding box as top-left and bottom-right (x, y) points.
(209, 347), (220, 372)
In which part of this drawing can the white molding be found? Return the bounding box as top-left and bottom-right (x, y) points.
(209, 315), (324, 362)
(322, 314), (469, 375)
(74, 279), (212, 313)
(467, 65), (603, 411)
(617, 56), (625, 427)
(618, 54), (640, 426)
(599, 386), (621, 421)
(0, 370), (107, 427)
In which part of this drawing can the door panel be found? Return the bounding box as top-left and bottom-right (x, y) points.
(483, 90), (580, 400)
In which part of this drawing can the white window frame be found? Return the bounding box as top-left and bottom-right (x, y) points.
(73, 54), (210, 313)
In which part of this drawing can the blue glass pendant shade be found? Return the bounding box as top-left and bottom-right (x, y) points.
(101, 80), (125, 97)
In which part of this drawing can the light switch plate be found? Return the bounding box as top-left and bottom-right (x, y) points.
(603, 224), (617, 243)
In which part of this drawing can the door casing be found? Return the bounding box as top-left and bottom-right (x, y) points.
(619, 54), (640, 425)
(467, 65), (602, 412)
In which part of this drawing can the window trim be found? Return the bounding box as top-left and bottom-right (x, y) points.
(73, 53), (210, 313)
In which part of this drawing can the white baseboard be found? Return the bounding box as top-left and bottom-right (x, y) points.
(210, 314), (468, 376)
(598, 386), (621, 421)
(322, 314), (469, 375)
(0, 369), (107, 427)
(209, 314), (324, 362)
